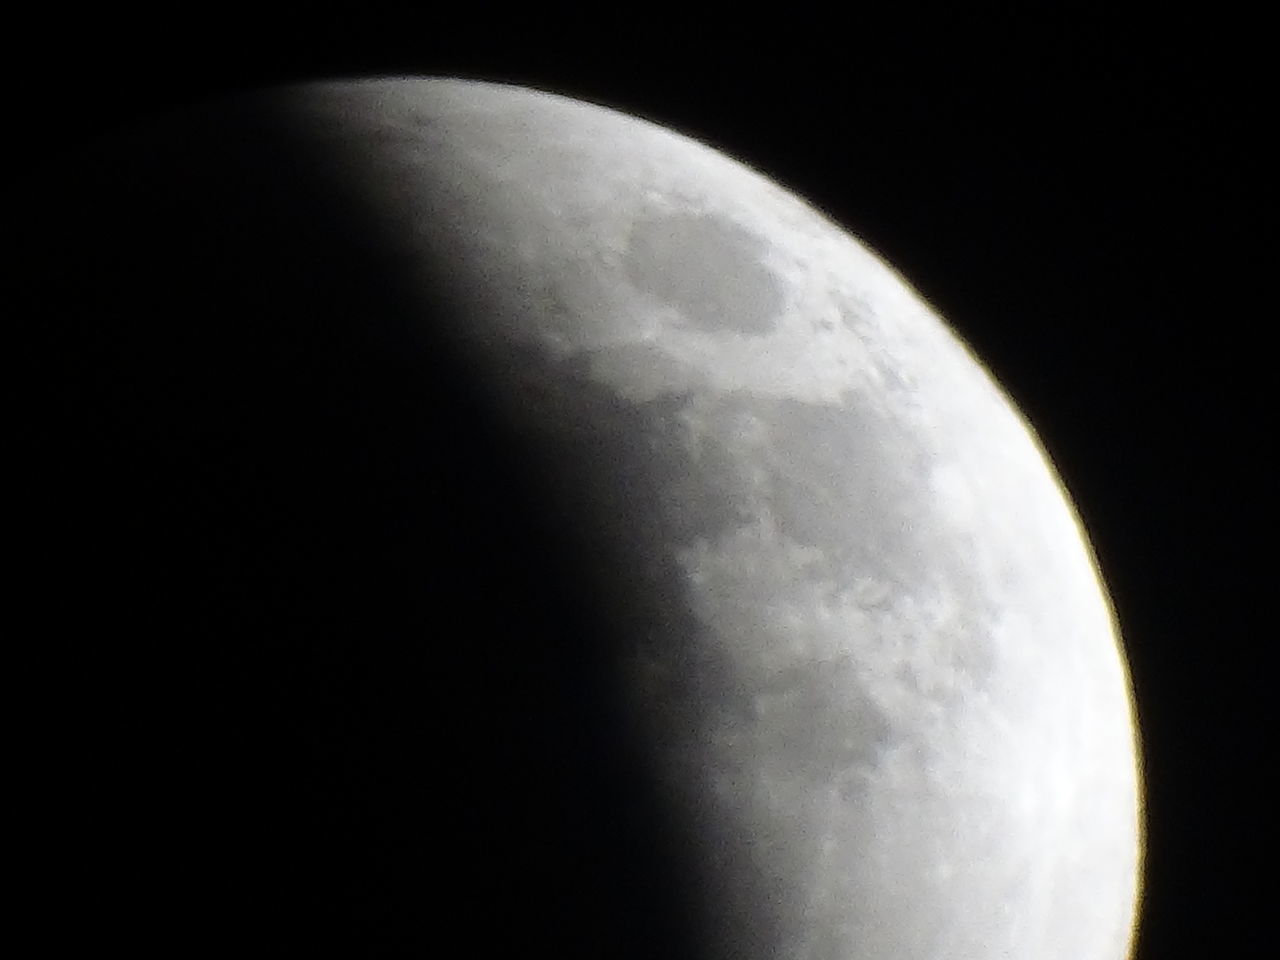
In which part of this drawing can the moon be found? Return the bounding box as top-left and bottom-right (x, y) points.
(37, 78), (1142, 956)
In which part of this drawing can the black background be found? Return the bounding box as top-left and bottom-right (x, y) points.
(11, 8), (1265, 958)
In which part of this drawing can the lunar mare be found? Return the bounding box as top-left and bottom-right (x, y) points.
(269, 79), (1141, 957)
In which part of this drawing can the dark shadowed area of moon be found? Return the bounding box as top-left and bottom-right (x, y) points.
(20, 79), (1141, 957)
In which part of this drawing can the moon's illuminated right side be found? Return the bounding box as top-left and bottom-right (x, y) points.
(125, 78), (1144, 958)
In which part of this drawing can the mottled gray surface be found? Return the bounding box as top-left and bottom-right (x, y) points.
(624, 211), (785, 336)
(271, 78), (1142, 959)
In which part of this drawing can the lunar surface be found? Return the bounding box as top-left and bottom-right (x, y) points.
(29, 78), (1142, 956)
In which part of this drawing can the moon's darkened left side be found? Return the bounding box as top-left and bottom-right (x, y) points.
(18, 94), (704, 956)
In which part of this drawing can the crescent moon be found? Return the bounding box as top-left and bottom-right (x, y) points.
(46, 77), (1144, 957)
(273, 78), (1142, 958)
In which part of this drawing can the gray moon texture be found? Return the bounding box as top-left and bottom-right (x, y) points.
(69, 78), (1141, 956)
(267, 78), (1143, 959)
